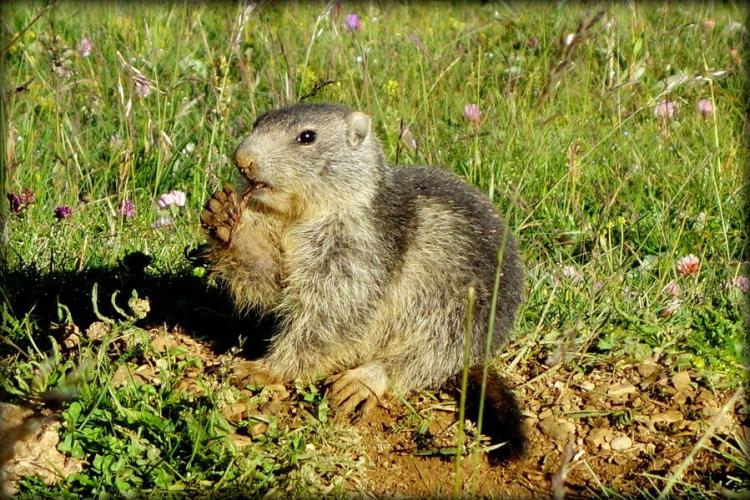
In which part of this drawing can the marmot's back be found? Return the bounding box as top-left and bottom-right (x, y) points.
(380, 166), (524, 355)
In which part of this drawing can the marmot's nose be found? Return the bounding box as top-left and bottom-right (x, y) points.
(234, 148), (256, 174)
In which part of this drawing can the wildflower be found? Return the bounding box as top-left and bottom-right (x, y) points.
(463, 103), (482, 126)
(725, 21), (746, 34)
(345, 14), (361, 31)
(170, 190), (186, 207)
(78, 37), (92, 57)
(401, 127), (417, 150)
(676, 254), (700, 277)
(660, 299), (681, 318)
(119, 199), (135, 218)
(663, 281), (681, 297)
(51, 47), (74, 79)
(128, 293), (151, 320)
(654, 100), (677, 120)
(157, 192), (174, 209)
(697, 99), (714, 118)
(731, 275), (749, 293)
(527, 36), (539, 49)
(19, 188), (36, 205)
(561, 265), (582, 282)
(157, 190), (186, 209)
(134, 77), (151, 98)
(385, 79), (399, 97)
(54, 205), (73, 219)
(152, 215), (173, 229)
(702, 18), (716, 30)
(7, 193), (21, 213)
(7, 188), (36, 214)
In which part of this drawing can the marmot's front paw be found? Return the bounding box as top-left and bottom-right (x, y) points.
(201, 183), (241, 244)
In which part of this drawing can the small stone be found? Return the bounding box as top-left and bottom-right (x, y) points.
(151, 334), (171, 353)
(579, 381), (595, 391)
(672, 391), (689, 406)
(0, 403), (84, 494)
(585, 427), (613, 450)
(696, 388), (718, 406)
(174, 377), (204, 395)
(607, 383), (636, 397)
(538, 417), (576, 442)
(222, 403), (249, 423)
(636, 363), (658, 378)
(686, 420), (704, 433)
(671, 371), (693, 393)
(651, 458), (671, 471)
(230, 433), (254, 447)
(700, 404), (721, 418)
(132, 364), (158, 384)
(610, 436), (632, 451)
(110, 364), (132, 388)
(251, 421), (268, 437)
(61, 323), (82, 349)
(651, 410), (683, 424)
(260, 399), (283, 416)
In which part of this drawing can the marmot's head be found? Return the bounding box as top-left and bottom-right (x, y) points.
(233, 103), (385, 216)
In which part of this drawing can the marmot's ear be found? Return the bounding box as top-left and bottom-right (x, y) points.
(347, 111), (371, 147)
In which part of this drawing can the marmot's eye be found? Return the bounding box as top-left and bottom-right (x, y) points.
(296, 130), (316, 144)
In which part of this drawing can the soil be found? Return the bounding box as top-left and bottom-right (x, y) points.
(4, 325), (746, 498)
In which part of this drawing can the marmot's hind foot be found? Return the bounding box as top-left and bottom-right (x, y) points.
(201, 183), (242, 244)
(326, 362), (388, 422)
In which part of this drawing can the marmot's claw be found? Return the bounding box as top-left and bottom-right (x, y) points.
(326, 373), (379, 423)
(201, 187), (242, 244)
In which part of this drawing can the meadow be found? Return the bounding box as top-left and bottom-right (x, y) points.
(1, 1), (748, 497)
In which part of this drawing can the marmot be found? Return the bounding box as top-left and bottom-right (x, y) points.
(200, 103), (525, 459)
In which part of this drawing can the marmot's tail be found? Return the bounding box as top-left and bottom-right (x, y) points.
(461, 367), (525, 463)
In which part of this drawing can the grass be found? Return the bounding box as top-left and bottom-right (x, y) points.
(1, 1), (748, 497)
